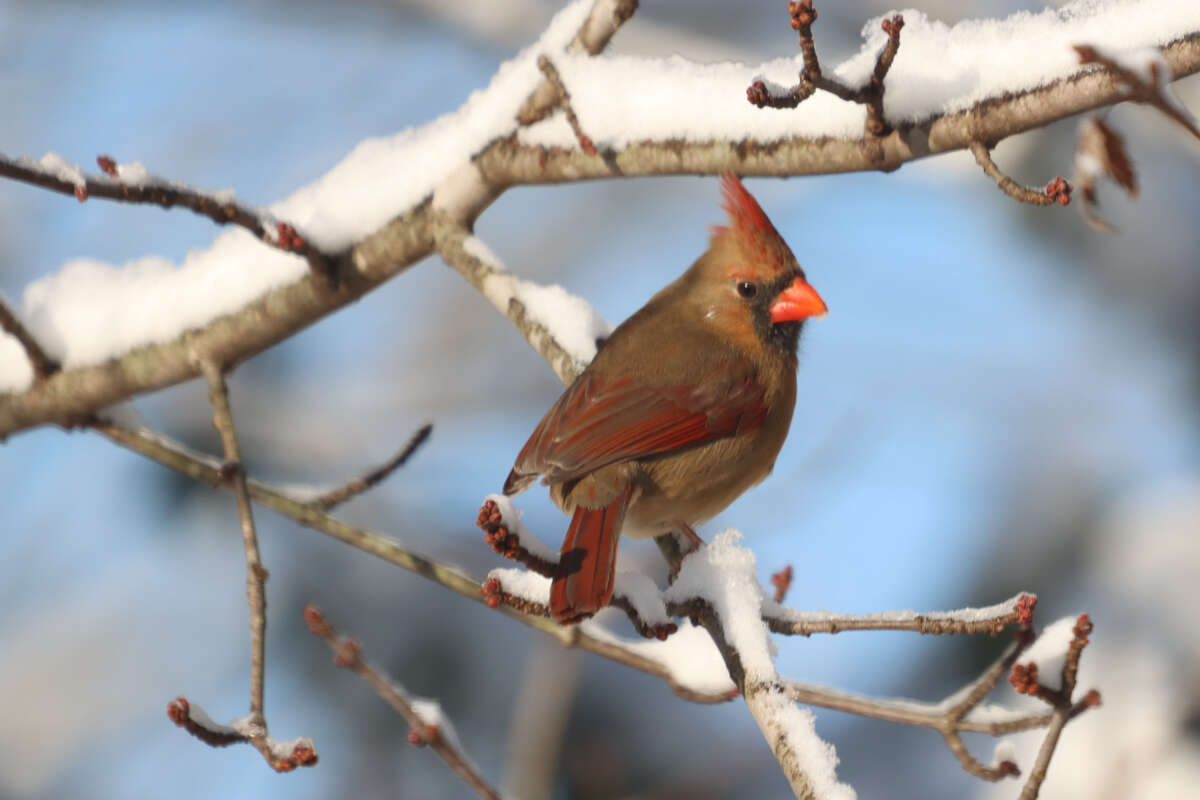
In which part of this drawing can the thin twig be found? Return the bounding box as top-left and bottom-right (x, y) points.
(748, 2), (905, 140)
(0, 153), (337, 282)
(165, 697), (318, 772)
(1075, 44), (1200, 142)
(1019, 710), (1068, 799)
(782, 640), (1042, 737)
(536, 56), (599, 156)
(969, 141), (1073, 206)
(0, 296), (58, 379)
(516, 0), (639, 125)
(765, 592), (1036, 637)
(315, 422), (433, 510)
(197, 360), (268, 736)
(304, 605), (501, 800)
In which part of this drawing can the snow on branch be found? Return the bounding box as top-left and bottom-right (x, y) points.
(434, 222), (611, 384)
(1075, 42), (1200, 142)
(304, 606), (501, 800)
(479, 495), (1037, 639)
(0, 153), (335, 280)
(166, 697), (318, 773)
(0, 294), (57, 382)
(474, 492), (1106, 795)
(764, 591), (1037, 637)
(1, 1), (1198, 436)
(747, 1), (904, 144)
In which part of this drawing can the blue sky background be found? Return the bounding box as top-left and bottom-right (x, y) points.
(2, 1), (1199, 798)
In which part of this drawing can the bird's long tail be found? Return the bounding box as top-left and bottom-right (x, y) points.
(550, 486), (633, 624)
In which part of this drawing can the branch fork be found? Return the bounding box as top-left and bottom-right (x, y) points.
(747, 1), (904, 142)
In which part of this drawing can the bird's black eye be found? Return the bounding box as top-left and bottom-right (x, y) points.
(736, 281), (758, 299)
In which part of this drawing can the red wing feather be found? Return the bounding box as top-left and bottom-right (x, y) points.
(507, 362), (767, 490)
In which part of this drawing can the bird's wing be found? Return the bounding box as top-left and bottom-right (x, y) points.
(504, 360), (766, 494)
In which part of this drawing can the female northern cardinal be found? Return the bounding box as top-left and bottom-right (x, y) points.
(503, 174), (826, 624)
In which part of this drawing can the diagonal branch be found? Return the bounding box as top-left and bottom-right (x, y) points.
(516, 0), (639, 125)
(1075, 44), (1200, 142)
(0, 153), (336, 282)
(537, 55), (599, 156)
(433, 219), (596, 384)
(304, 605), (501, 800)
(315, 422), (433, 510)
(0, 295), (58, 380)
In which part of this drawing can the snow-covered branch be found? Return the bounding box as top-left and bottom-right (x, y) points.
(0, 295), (57, 381)
(432, 221), (609, 384)
(0, 153), (335, 280)
(165, 697), (318, 773)
(2, 1), (1197, 437)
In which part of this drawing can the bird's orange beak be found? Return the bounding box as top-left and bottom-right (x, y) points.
(769, 276), (827, 323)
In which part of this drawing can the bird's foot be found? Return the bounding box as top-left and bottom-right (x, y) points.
(663, 523), (704, 584)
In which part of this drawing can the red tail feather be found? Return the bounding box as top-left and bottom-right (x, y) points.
(549, 486), (633, 624)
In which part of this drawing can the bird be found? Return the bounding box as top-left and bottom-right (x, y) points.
(502, 174), (826, 624)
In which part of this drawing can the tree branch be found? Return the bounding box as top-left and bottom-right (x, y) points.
(0, 153), (336, 282)
(1075, 44), (1200, 142)
(0, 295), (58, 380)
(304, 605), (501, 800)
(746, 2), (904, 143)
(315, 422), (433, 510)
(91, 419), (733, 705)
(537, 55), (599, 156)
(766, 591), (1036, 636)
(2, 29), (1198, 437)
(969, 141), (1073, 206)
(198, 360), (267, 725)
(433, 219), (594, 384)
(165, 697), (318, 772)
(516, 0), (639, 126)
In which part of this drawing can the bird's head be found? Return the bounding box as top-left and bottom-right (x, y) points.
(693, 173), (826, 355)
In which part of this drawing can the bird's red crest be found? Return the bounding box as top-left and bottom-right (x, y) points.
(720, 173), (776, 238)
(712, 173), (793, 275)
